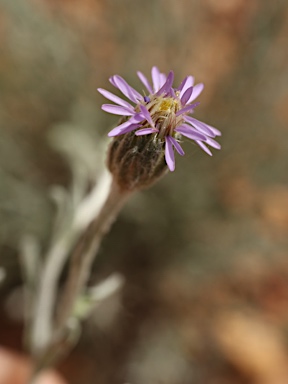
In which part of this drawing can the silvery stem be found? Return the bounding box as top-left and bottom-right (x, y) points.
(55, 179), (130, 336)
(29, 176), (130, 376)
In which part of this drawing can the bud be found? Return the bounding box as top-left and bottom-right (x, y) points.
(107, 126), (168, 191)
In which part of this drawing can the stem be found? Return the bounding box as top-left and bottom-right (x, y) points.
(55, 180), (130, 339)
(30, 234), (74, 356)
(30, 171), (113, 357)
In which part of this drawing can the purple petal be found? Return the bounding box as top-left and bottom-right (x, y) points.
(98, 88), (133, 109)
(140, 105), (155, 127)
(177, 76), (188, 92)
(151, 66), (161, 92)
(156, 71), (174, 96)
(175, 102), (200, 116)
(205, 137), (221, 150)
(169, 87), (176, 97)
(165, 87), (175, 98)
(109, 76), (117, 88)
(112, 75), (142, 103)
(175, 125), (207, 141)
(181, 86), (193, 105)
(159, 73), (167, 88)
(135, 128), (158, 136)
(129, 113), (145, 123)
(206, 124), (222, 137)
(113, 120), (131, 130)
(179, 76), (194, 98)
(107, 119), (134, 133)
(183, 116), (216, 137)
(169, 136), (185, 156)
(187, 83), (204, 103)
(102, 104), (134, 116)
(196, 141), (213, 156)
(137, 71), (153, 94)
(108, 123), (140, 137)
(165, 136), (175, 172)
(115, 75), (143, 101)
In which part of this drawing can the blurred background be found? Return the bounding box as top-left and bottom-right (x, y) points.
(1, 0), (288, 383)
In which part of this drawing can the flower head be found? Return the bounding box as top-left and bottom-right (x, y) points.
(98, 66), (221, 172)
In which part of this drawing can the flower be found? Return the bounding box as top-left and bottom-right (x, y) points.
(98, 66), (221, 172)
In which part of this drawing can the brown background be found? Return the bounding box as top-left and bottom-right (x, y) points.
(1, 0), (288, 383)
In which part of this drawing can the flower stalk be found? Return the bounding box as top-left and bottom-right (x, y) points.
(55, 179), (130, 334)
(28, 172), (131, 375)
(21, 66), (221, 383)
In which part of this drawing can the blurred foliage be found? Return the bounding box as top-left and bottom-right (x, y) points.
(1, 0), (288, 383)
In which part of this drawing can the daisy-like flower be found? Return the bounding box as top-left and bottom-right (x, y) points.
(98, 66), (221, 172)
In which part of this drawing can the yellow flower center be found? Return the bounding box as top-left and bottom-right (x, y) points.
(159, 98), (179, 114)
(141, 95), (182, 139)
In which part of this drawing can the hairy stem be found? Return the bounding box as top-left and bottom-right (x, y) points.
(55, 180), (130, 335)
(30, 171), (114, 357)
